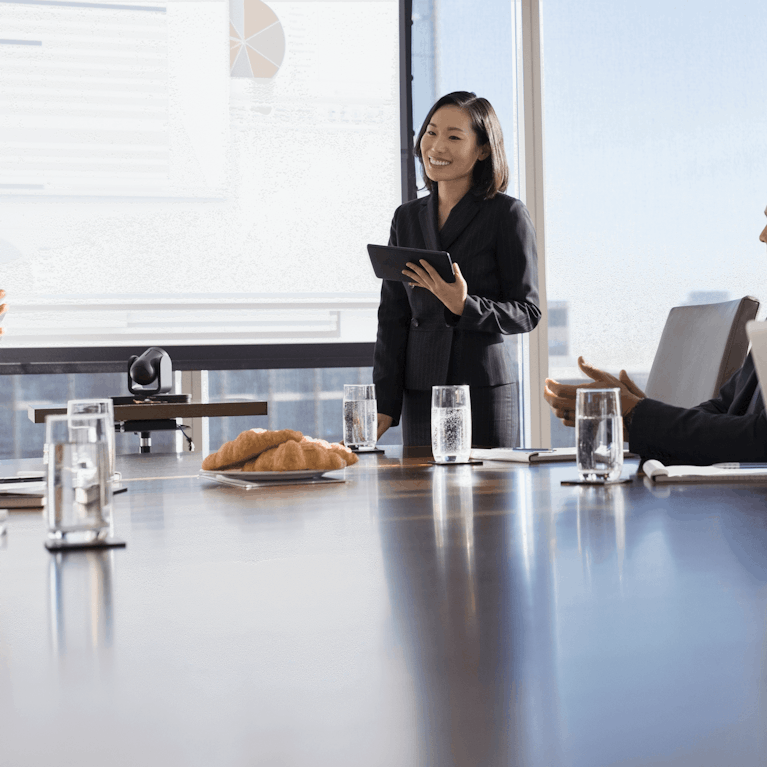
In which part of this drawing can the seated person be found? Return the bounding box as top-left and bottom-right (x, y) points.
(544, 207), (767, 465)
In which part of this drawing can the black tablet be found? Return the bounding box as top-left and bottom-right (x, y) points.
(367, 244), (455, 284)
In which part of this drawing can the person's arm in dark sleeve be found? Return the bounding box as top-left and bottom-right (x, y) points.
(628, 397), (767, 465)
(373, 211), (411, 427)
(687, 365), (743, 415)
(451, 198), (541, 334)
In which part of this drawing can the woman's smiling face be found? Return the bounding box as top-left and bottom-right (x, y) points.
(419, 105), (489, 187)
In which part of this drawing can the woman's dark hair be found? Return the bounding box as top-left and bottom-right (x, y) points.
(414, 91), (509, 199)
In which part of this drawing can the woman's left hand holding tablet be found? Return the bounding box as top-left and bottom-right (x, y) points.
(403, 260), (467, 316)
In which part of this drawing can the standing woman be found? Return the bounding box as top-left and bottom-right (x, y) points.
(374, 91), (540, 447)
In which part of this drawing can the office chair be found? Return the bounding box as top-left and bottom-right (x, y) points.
(644, 296), (760, 408)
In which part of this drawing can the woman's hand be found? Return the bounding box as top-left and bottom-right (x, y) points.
(0, 289), (6, 337)
(377, 413), (393, 440)
(403, 260), (468, 316)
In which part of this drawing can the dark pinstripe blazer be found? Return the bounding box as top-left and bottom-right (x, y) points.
(373, 188), (540, 425)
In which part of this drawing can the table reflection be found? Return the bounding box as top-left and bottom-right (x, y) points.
(48, 549), (115, 659)
(575, 484), (627, 585)
(379, 465), (566, 766)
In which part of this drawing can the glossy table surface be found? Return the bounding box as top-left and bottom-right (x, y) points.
(2, 451), (767, 766)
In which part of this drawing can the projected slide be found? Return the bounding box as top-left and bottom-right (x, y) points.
(0, 0), (226, 197)
(230, 0), (284, 78)
(0, 0), (401, 349)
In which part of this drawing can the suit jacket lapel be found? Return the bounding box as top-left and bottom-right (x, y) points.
(438, 190), (482, 252)
(419, 193), (440, 252)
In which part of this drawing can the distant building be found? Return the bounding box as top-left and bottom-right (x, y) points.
(683, 291), (730, 306)
(548, 300), (569, 357)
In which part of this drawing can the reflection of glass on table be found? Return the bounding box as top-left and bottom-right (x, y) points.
(49, 549), (115, 657)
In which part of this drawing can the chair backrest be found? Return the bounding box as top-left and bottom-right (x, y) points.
(644, 296), (760, 408)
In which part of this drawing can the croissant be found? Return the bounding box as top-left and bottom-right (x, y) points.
(301, 436), (359, 466)
(241, 438), (357, 471)
(201, 428), (303, 471)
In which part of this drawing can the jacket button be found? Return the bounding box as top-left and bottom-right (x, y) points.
(412, 319), (420, 327)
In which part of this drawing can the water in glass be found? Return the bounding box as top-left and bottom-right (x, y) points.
(343, 398), (377, 450)
(431, 405), (471, 463)
(47, 441), (112, 543)
(46, 413), (113, 545)
(576, 385), (623, 483)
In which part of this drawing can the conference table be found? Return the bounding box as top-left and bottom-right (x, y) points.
(2, 450), (767, 766)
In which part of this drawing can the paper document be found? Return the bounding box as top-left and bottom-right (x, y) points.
(471, 447), (636, 464)
(643, 460), (767, 483)
(471, 447), (578, 463)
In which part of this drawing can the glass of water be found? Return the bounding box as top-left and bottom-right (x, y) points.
(431, 385), (472, 463)
(576, 388), (623, 482)
(343, 384), (377, 450)
(67, 398), (118, 482)
(46, 413), (113, 546)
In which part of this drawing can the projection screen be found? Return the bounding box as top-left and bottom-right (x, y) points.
(0, 0), (401, 350)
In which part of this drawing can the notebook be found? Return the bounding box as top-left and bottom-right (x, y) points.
(0, 477), (45, 510)
(470, 447), (578, 463)
(643, 459), (767, 484)
(471, 447), (636, 464)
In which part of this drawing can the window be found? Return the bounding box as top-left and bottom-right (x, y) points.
(542, 0), (767, 445)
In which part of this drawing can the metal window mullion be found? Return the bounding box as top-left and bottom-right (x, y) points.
(520, 0), (550, 448)
(399, 0), (417, 203)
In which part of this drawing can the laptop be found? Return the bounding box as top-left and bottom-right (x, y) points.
(746, 320), (767, 396)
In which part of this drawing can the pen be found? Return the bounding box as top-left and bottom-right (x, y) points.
(712, 463), (767, 470)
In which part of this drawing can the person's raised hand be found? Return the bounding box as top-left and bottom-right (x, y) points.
(377, 413), (393, 441)
(544, 356), (644, 428)
(578, 356), (646, 401)
(402, 260), (468, 316)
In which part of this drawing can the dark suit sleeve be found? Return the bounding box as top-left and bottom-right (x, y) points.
(453, 198), (540, 335)
(628, 363), (767, 464)
(373, 209), (411, 426)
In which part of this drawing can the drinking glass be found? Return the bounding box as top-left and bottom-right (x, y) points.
(67, 398), (118, 482)
(576, 388), (623, 482)
(45, 414), (113, 545)
(343, 384), (377, 450)
(431, 385), (472, 463)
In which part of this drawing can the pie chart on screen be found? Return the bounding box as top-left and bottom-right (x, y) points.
(230, 0), (285, 79)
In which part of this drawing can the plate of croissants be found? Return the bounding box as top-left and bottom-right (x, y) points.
(200, 428), (359, 481)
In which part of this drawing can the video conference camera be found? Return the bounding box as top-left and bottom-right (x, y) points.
(127, 347), (173, 399)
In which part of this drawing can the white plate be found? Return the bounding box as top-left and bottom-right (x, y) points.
(200, 469), (337, 482)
